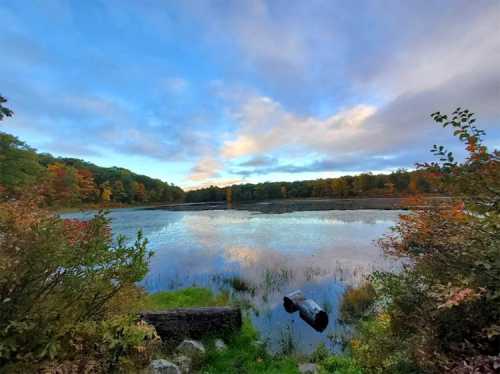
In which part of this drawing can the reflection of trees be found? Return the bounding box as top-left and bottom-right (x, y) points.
(178, 210), (400, 299)
(120, 210), (184, 238)
(132, 209), (401, 302)
(317, 210), (403, 225)
(220, 244), (397, 309)
(154, 209), (402, 355)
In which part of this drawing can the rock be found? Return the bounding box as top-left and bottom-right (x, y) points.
(172, 355), (192, 373)
(214, 338), (227, 352)
(299, 363), (318, 374)
(176, 339), (206, 358)
(149, 359), (181, 374)
(140, 307), (242, 343)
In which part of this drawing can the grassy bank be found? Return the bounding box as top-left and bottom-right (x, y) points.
(145, 287), (301, 373)
(145, 287), (230, 310)
(145, 287), (362, 374)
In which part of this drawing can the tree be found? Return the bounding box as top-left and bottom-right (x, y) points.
(331, 178), (349, 197)
(388, 169), (410, 193)
(280, 185), (288, 199)
(100, 181), (113, 203)
(0, 98), (42, 196)
(353, 173), (374, 195)
(346, 109), (500, 372)
(0, 132), (43, 195)
(133, 182), (146, 202)
(46, 163), (80, 205)
(254, 184), (268, 200)
(226, 187), (233, 206)
(0, 95), (13, 121)
(112, 180), (127, 202)
(76, 168), (98, 202)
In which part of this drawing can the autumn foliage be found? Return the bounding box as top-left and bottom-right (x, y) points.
(0, 97), (184, 207)
(0, 196), (158, 371)
(344, 109), (500, 373)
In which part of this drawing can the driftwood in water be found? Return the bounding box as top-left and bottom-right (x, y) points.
(140, 306), (242, 343)
(297, 299), (329, 332)
(283, 291), (329, 332)
(283, 290), (305, 313)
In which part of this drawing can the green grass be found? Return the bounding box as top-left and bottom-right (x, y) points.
(145, 287), (299, 373)
(201, 319), (300, 374)
(144, 287), (361, 373)
(145, 287), (230, 310)
(319, 355), (363, 374)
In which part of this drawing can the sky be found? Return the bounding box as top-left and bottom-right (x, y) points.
(1, 0), (499, 189)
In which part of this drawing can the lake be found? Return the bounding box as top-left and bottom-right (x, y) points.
(62, 208), (402, 354)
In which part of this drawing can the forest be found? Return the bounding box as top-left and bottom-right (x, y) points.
(185, 169), (440, 203)
(2, 111), (442, 209)
(0, 130), (184, 207)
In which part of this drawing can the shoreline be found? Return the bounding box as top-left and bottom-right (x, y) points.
(143, 196), (451, 214)
(54, 202), (173, 214)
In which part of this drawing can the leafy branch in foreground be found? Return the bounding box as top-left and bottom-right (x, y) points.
(0, 198), (157, 371)
(342, 109), (499, 373)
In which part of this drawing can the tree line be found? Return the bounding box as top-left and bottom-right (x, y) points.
(185, 169), (442, 203)
(1, 130), (442, 208)
(1, 93), (444, 208)
(0, 131), (184, 207)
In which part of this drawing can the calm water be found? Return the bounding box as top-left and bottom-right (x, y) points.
(62, 208), (402, 354)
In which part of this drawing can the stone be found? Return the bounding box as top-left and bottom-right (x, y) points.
(214, 338), (227, 352)
(176, 339), (206, 358)
(149, 359), (181, 374)
(299, 363), (318, 374)
(140, 307), (242, 343)
(172, 355), (192, 373)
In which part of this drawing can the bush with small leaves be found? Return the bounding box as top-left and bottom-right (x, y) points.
(0, 197), (154, 371)
(345, 109), (499, 373)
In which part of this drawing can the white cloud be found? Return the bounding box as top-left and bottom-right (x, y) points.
(182, 178), (243, 191)
(187, 156), (223, 181)
(222, 95), (377, 159)
(364, 2), (500, 99)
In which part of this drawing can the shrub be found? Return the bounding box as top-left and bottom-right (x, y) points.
(350, 314), (419, 374)
(346, 109), (500, 373)
(340, 283), (376, 323)
(201, 319), (300, 374)
(310, 342), (330, 363)
(0, 197), (153, 370)
(319, 355), (363, 374)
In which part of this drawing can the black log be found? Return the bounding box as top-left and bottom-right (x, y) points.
(283, 290), (329, 332)
(297, 299), (328, 332)
(140, 306), (242, 343)
(283, 290), (305, 313)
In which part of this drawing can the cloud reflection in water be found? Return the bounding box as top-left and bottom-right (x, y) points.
(63, 208), (401, 353)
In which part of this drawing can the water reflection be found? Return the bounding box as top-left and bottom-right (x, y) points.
(62, 208), (401, 354)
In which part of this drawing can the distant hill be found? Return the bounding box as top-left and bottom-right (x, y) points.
(0, 131), (184, 206)
(185, 170), (442, 203)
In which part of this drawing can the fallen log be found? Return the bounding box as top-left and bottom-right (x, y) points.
(140, 306), (242, 343)
(283, 290), (305, 313)
(297, 299), (328, 332)
(283, 290), (329, 332)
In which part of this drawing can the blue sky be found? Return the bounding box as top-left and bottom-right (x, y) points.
(1, 0), (499, 189)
